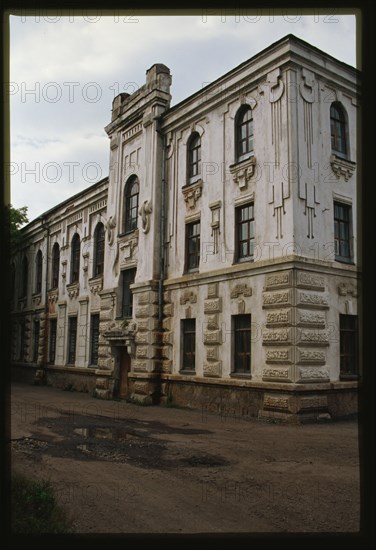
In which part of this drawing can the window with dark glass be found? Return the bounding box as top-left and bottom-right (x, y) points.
(68, 317), (77, 364)
(121, 268), (136, 318)
(236, 203), (255, 262)
(334, 202), (352, 262)
(70, 234), (80, 283)
(340, 314), (358, 377)
(93, 222), (105, 277)
(21, 256), (28, 298)
(188, 133), (201, 181)
(33, 320), (40, 362)
(185, 221), (200, 271)
(124, 176), (139, 233)
(233, 315), (251, 374)
(236, 107), (254, 162)
(19, 321), (26, 361)
(49, 319), (57, 364)
(35, 250), (43, 294)
(182, 319), (196, 372)
(11, 263), (15, 305)
(51, 243), (60, 289)
(330, 102), (348, 158)
(90, 314), (100, 365)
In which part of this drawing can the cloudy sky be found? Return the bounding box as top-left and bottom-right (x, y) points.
(9, 12), (357, 223)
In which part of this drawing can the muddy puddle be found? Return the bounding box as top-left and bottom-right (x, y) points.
(12, 414), (230, 470)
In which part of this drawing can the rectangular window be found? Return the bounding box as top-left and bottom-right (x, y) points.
(182, 319), (196, 372)
(68, 317), (77, 365)
(49, 319), (57, 364)
(334, 202), (352, 262)
(236, 203), (255, 262)
(340, 314), (358, 377)
(19, 321), (26, 361)
(90, 314), (100, 366)
(233, 315), (251, 374)
(121, 268), (136, 318)
(33, 320), (40, 363)
(185, 221), (200, 271)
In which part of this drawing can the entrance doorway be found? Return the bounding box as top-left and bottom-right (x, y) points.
(118, 347), (131, 400)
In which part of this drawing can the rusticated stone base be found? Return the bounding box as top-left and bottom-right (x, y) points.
(44, 365), (97, 393)
(127, 375), (358, 423)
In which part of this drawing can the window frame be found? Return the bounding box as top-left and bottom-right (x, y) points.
(334, 201), (352, 263)
(236, 106), (254, 163)
(185, 220), (200, 272)
(233, 314), (252, 375)
(121, 268), (136, 319)
(187, 132), (201, 184)
(124, 176), (139, 234)
(235, 202), (255, 263)
(19, 320), (26, 361)
(70, 234), (81, 284)
(67, 316), (78, 365)
(90, 314), (100, 366)
(339, 314), (359, 379)
(33, 319), (40, 363)
(20, 256), (28, 299)
(93, 222), (105, 277)
(330, 102), (348, 160)
(35, 250), (43, 294)
(51, 243), (60, 290)
(181, 318), (196, 373)
(49, 318), (57, 364)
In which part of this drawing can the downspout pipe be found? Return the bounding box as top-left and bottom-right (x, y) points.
(40, 216), (50, 381)
(156, 119), (167, 324)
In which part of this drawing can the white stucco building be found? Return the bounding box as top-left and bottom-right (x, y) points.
(11, 35), (360, 421)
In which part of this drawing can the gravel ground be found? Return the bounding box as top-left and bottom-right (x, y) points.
(10, 382), (360, 535)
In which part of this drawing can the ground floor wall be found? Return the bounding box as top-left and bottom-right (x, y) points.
(11, 258), (360, 422)
(11, 363), (97, 393)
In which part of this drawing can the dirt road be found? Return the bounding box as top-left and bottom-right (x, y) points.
(10, 383), (360, 534)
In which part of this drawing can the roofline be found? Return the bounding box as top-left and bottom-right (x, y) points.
(164, 33), (359, 117)
(21, 176), (109, 232)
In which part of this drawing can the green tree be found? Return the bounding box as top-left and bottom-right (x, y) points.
(5, 204), (28, 253)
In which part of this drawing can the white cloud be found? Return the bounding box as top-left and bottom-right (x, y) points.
(9, 14), (357, 221)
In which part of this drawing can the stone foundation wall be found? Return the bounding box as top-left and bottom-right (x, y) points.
(44, 367), (97, 393)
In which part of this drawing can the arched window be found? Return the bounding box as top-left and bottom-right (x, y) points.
(330, 102), (348, 158)
(93, 222), (105, 277)
(70, 234), (80, 283)
(187, 133), (201, 182)
(21, 256), (28, 298)
(236, 106), (254, 162)
(35, 250), (43, 294)
(124, 176), (139, 233)
(51, 243), (60, 289)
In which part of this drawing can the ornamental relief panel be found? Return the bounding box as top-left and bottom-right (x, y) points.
(266, 309), (291, 326)
(297, 367), (330, 381)
(230, 283), (252, 299)
(264, 270), (292, 290)
(296, 272), (325, 290)
(262, 290), (292, 308)
(262, 328), (292, 345)
(203, 361), (222, 378)
(297, 310), (326, 327)
(297, 291), (329, 309)
(262, 367), (291, 381)
(265, 348), (292, 364)
(297, 349), (326, 364)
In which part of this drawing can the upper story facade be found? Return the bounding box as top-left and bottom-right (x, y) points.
(103, 33), (359, 294)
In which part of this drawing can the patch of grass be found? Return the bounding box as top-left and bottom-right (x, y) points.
(11, 473), (73, 534)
